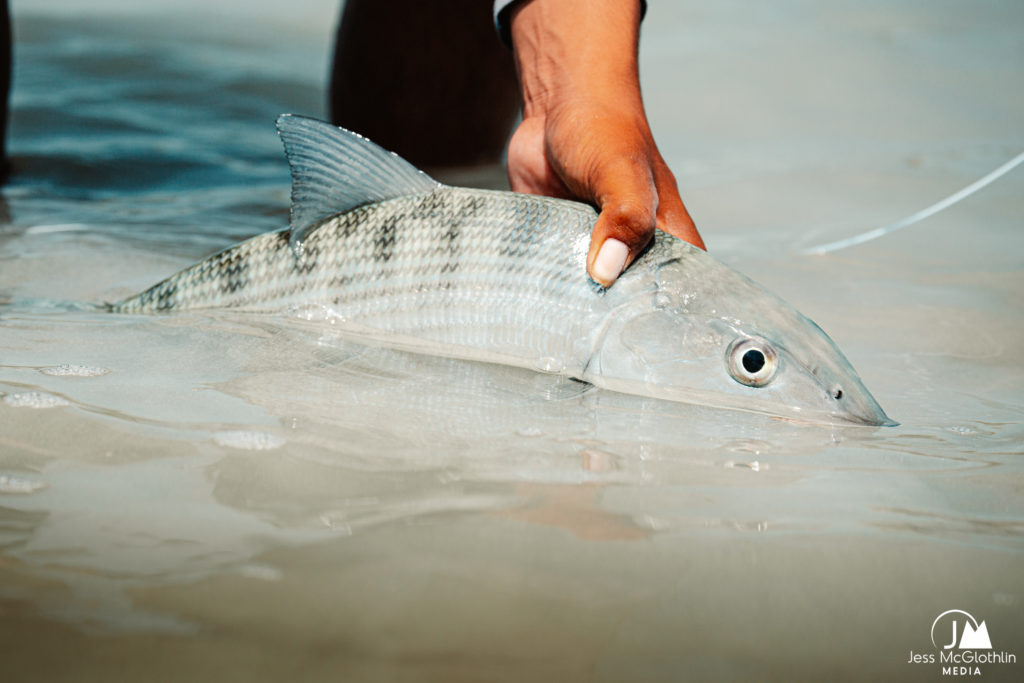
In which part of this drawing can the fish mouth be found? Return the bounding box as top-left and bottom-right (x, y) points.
(835, 410), (899, 428)
(832, 389), (898, 427)
(871, 412), (900, 428)
(789, 397), (898, 427)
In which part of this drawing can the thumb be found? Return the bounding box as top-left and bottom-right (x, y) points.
(585, 161), (658, 287)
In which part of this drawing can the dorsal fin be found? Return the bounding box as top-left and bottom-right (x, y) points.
(275, 114), (441, 251)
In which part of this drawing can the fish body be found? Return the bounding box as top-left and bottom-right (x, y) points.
(113, 186), (604, 373)
(112, 115), (894, 426)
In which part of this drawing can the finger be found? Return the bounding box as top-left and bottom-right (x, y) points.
(585, 156), (658, 287)
(507, 117), (573, 198)
(652, 159), (705, 250)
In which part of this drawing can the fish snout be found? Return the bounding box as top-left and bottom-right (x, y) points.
(830, 381), (897, 427)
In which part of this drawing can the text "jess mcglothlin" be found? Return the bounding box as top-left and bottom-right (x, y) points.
(907, 651), (1017, 664)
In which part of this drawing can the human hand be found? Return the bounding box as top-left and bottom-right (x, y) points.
(507, 0), (705, 288)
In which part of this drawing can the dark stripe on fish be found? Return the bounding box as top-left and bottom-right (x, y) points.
(220, 249), (249, 294)
(155, 282), (178, 311)
(373, 215), (398, 263)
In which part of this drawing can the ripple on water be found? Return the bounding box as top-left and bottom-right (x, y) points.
(39, 363), (111, 377)
(213, 430), (286, 450)
(3, 391), (71, 408)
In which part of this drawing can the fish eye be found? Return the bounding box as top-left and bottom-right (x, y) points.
(727, 338), (778, 387)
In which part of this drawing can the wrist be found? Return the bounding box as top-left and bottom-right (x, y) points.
(509, 0), (644, 119)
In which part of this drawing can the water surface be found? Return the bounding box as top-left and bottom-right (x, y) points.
(1, 1), (1022, 680)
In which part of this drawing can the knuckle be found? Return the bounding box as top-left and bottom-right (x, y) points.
(602, 201), (656, 243)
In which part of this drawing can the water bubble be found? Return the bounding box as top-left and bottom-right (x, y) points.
(0, 474), (47, 494)
(213, 430), (285, 450)
(638, 514), (670, 531)
(239, 564), (283, 581)
(725, 460), (765, 472)
(532, 357), (564, 373)
(39, 363), (110, 377)
(3, 392), (70, 408)
(948, 425), (977, 435)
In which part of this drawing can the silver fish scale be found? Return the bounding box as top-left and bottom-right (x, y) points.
(112, 187), (610, 370)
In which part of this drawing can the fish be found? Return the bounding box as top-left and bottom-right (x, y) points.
(110, 114), (895, 426)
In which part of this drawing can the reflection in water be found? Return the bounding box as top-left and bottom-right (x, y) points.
(1, 306), (1018, 644)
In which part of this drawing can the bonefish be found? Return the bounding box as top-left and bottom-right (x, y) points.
(111, 115), (894, 426)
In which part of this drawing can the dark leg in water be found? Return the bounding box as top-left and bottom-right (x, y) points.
(328, 0), (520, 170)
(0, 0), (10, 178)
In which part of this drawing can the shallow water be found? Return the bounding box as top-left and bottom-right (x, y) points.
(1, 1), (1022, 681)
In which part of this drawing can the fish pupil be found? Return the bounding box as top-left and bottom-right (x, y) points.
(742, 349), (766, 374)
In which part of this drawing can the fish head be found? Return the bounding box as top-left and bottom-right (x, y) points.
(589, 244), (895, 426)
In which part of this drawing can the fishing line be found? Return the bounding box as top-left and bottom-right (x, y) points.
(801, 150), (1024, 255)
